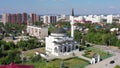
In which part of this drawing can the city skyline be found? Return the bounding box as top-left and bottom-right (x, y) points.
(0, 0), (120, 15)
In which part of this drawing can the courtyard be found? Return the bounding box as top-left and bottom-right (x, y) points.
(83, 47), (113, 60)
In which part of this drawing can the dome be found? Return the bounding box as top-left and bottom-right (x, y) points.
(52, 28), (66, 34)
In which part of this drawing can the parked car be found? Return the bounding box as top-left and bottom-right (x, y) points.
(110, 60), (115, 64)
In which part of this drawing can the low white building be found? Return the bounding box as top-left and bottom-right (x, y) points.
(107, 15), (113, 23)
(27, 26), (48, 39)
(110, 28), (118, 32)
(45, 28), (77, 56)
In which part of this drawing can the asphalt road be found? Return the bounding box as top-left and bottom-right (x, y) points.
(86, 45), (120, 68)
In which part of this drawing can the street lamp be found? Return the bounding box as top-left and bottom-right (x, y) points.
(11, 27), (15, 40)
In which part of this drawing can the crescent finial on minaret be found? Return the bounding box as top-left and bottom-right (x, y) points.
(72, 8), (74, 16)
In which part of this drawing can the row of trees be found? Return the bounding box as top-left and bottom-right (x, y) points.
(0, 37), (44, 65)
(4, 23), (26, 35)
(0, 23), (26, 37)
(85, 32), (118, 46)
(48, 21), (120, 48)
(0, 49), (21, 65)
(74, 23), (120, 48)
(17, 38), (44, 51)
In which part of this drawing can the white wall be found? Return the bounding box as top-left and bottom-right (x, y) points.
(43, 16), (50, 24)
(107, 15), (113, 23)
(27, 26), (48, 39)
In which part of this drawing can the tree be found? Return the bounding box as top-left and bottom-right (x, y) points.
(74, 30), (82, 42)
(17, 40), (26, 50)
(7, 41), (15, 49)
(0, 50), (21, 64)
(14, 54), (21, 63)
(4, 23), (26, 36)
(34, 21), (44, 26)
(0, 57), (8, 64)
(0, 40), (10, 50)
(30, 55), (41, 62)
(85, 31), (118, 46)
(116, 40), (120, 48)
(1, 44), (4, 53)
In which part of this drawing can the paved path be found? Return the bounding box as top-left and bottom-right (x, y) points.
(86, 45), (120, 68)
(45, 49), (91, 62)
(56, 50), (91, 62)
(74, 50), (91, 62)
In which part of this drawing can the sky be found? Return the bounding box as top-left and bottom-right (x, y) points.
(0, 0), (120, 15)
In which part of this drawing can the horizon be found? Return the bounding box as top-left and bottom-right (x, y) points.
(0, 0), (120, 15)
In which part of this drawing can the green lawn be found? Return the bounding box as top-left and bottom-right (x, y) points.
(64, 57), (89, 68)
(24, 57), (89, 68)
(23, 47), (45, 57)
(83, 47), (112, 59)
(115, 65), (120, 68)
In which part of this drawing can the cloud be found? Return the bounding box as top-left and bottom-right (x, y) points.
(39, 0), (66, 1)
(109, 6), (116, 9)
(52, 0), (66, 1)
(0, 8), (5, 11)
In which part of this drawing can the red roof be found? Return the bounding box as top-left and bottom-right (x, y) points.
(0, 63), (34, 68)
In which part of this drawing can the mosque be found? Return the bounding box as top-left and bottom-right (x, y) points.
(45, 9), (77, 56)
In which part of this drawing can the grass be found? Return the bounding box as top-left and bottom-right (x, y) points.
(115, 65), (120, 68)
(64, 57), (89, 68)
(24, 57), (89, 68)
(23, 47), (45, 57)
(24, 61), (46, 68)
(83, 47), (112, 59)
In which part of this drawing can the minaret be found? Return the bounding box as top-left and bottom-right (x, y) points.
(70, 8), (74, 38)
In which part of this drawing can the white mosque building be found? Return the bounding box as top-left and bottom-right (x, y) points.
(45, 9), (77, 56)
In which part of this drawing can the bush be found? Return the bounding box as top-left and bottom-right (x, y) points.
(30, 55), (41, 62)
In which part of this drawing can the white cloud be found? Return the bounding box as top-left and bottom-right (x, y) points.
(109, 6), (116, 9)
(52, 0), (66, 1)
(0, 8), (4, 11)
(39, 0), (66, 1)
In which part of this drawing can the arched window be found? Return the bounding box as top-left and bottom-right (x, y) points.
(72, 45), (74, 50)
(67, 46), (71, 52)
(54, 47), (58, 53)
(64, 46), (67, 52)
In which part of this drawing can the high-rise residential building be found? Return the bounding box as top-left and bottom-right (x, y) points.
(2, 13), (8, 24)
(30, 13), (37, 23)
(23, 13), (28, 24)
(50, 16), (57, 23)
(43, 15), (50, 24)
(36, 15), (39, 22)
(38, 15), (41, 22)
(11, 14), (16, 24)
(16, 13), (22, 24)
(8, 14), (11, 23)
(2, 13), (28, 25)
(43, 15), (57, 24)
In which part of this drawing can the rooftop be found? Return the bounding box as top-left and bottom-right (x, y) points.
(52, 28), (66, 34)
